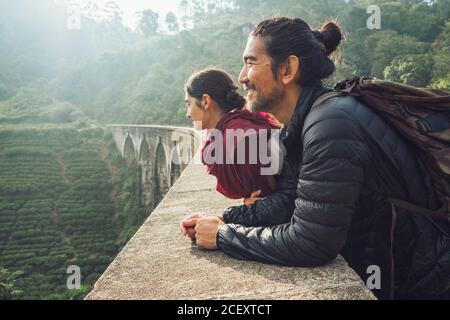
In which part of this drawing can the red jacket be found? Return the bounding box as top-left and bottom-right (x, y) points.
(201, 109), (281, 199)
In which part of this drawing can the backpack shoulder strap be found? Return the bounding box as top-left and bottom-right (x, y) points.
(311, 91), (345, 109)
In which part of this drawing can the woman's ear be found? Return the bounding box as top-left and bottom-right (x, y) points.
(202, 94), (212, 110)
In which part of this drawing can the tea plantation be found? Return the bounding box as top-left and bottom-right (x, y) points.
(0, 126), (146, 299)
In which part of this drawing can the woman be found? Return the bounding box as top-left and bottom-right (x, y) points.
(184, 68), (281, 204)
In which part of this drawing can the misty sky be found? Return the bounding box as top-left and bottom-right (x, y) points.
(72, 0), (183, 29)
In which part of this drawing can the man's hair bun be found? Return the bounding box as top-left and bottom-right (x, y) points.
(312, 20), (342, 56)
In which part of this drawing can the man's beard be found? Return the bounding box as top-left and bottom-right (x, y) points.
(246, 85), (284, 113)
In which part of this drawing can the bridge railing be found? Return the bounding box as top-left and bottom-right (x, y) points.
(86, 161), (375, 300)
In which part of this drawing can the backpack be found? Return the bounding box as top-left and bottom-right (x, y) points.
(312, 76), (450, 223)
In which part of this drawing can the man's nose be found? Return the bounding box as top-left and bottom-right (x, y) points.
(238, 66), (248, 84)
(186, 109), (190, 119)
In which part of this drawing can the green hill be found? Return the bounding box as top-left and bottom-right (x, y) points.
(0, 126), (148, 299)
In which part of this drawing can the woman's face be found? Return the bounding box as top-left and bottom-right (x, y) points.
(185, 93), (205, 130)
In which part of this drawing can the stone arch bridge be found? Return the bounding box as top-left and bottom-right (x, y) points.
(108, 124), (199, 210)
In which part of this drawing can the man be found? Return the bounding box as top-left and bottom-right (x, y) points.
(180, 17), (450, 299)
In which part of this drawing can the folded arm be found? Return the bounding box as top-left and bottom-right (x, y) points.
(217, 114), (370, 266)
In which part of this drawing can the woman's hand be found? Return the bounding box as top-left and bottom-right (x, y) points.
(180, 212), (207, 240)
(244, 189), (263, 206)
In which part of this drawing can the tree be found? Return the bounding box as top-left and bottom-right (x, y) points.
(364, 30), (429, 77)
(342, 28), (372, 75)
(191, 0), (206, 27)
(431, 0), (450, 25)
(165, 12), (179, 33)
(179, 0), (189, 29)
(0, 268), (23, 300)
(432, 48), (450, 80)
(430, 75), (450, 90)
(103, 1), (123, 25)
(137, 9), (159, 37)
(430, 21), (450, 88)
(384, 53), (434, 87)
(379, 2), (441, 41)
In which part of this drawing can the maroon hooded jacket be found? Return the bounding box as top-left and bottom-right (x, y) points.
(201, 108), (281, 199)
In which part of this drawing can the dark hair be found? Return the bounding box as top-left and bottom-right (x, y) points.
(251, 17), (343, 86)
(185, 68), (246, 113)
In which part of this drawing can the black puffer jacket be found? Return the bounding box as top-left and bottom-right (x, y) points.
(217, 82), (450, 299)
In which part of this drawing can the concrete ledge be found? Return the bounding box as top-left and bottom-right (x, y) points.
(86, 163), (376, 300)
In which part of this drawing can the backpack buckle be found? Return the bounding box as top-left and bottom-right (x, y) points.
(416, 112), (450, 134)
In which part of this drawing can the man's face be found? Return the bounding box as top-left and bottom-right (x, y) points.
(185, 93), (204, 131)
(238, 36), (284, 113)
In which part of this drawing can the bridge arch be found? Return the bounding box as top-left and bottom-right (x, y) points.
(170, 142), (181, 186)
(123, 135), (136, 162)
(138, 138), (153, 206)
(153, 138), (170, 205)
(139, 138), (151, 163)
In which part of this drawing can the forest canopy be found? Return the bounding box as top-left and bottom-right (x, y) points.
(0, 0), (448, 127)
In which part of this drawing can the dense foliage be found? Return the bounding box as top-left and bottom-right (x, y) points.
(0, 126), (148, 299)
(1, 1), (448, 126)
(0, 0), (448, 299)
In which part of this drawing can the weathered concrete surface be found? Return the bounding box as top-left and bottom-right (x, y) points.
(86, 163), (376, 300)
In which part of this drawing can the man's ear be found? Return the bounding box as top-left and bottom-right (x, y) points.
(202, 94), (212, 110)
(279, 55), (300, 85)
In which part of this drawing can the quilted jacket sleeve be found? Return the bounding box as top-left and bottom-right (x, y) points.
(217, 103), (371, 266)
(221, 153), (298, 227)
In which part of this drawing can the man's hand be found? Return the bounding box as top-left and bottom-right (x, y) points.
(180, 212), (206, 240)
(244, 189), (263, 206)
(195, 216), (225, 250)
